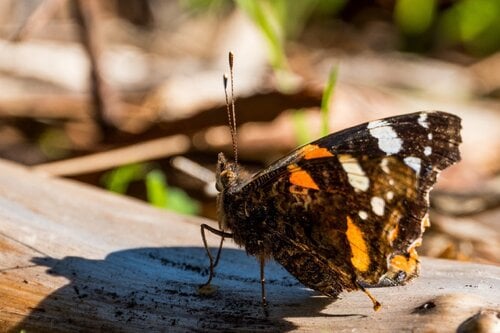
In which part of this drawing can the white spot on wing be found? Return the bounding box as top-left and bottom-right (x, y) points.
(418, 113), (429, 128)
(424, 146), (432, 156)
(347, 175), (370, 192)
(428, 133), (433, 140)
(367, 120), (388, 129)
(340, 155), (370, 192)
(368, 122), (402, 154)
(386, 191), (394, 200)
(371, 197), (385, 216)
(404, 156), (422, 174)
(358, 211), (368, 220)
(380, 158), (390, 174)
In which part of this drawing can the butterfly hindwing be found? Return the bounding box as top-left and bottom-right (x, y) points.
(226, 111), (461, 296)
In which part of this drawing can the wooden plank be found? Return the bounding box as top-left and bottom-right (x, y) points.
(0, 159), (498, 332)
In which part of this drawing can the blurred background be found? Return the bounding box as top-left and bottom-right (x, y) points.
(0, 0), (498, 264)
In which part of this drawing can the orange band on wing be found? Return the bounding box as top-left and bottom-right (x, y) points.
(288, 165), (319, 190)
(302, 144), (334, 160)
(389, 247), (419, 276)
(346, 216), (370, 272)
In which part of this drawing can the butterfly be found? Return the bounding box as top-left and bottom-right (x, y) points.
(199, 108), (462, 312)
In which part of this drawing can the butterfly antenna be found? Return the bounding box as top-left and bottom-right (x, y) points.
(223, 73), (233, 147)
(227, 51), (238, 169)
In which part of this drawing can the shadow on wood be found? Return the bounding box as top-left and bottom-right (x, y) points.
(11, 246), (340, 332)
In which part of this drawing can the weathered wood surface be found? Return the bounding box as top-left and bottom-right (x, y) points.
(0, 159), (498, 332)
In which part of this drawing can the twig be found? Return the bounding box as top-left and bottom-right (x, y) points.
(74, 0), (120, 133)
(0, 94), (88, 120)
(31, 135), (191, 176)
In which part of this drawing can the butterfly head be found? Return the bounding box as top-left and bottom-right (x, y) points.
(216, 152), (238, 192)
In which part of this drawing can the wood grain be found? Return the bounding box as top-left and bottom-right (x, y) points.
(0, 159), (498, 332)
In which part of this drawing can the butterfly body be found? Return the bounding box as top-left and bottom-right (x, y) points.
(211, 111), (461, 306)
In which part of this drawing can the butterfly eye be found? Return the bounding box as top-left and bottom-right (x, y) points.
(216, 170), (230, 191)
(215, 180), (222, 192)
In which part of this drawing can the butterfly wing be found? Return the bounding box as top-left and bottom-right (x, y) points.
(231, 111), (461, 296)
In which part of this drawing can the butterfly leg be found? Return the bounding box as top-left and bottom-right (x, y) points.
(259, 255), (269, 317)
(355, 281), (382, 311)
(200, 223), (233, 287)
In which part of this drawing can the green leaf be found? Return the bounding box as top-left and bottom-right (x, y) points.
(235, 1), (348, 92)
(38, 128), (71, 159)
(164, 187), (200, 215)
(102, 164), (146, 194)
(438, 0), (500, 55)
(103, 165), (200, 215)
(236, 0), (287, 71)
(457, 0), (499, 42)
(320, 66), (338, 136)
(395, 0), (436, 35)
(145, 170), (200, 215)
(179, 0), (228, 14)
(145, 170), (168, 208)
